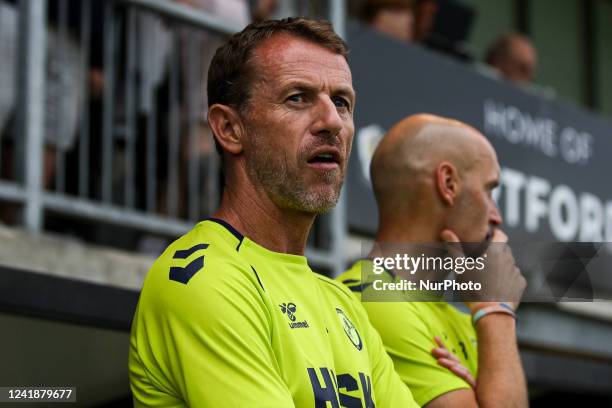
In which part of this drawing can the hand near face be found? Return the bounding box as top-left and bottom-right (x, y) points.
(440, 228), (526, 312)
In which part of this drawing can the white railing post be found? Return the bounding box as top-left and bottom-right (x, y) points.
(329, 0), (348, 276)
(20, 0), (47, 232)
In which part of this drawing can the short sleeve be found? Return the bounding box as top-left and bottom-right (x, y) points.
(364, 302), (471, 406)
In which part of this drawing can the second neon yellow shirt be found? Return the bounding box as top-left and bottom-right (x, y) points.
(338, 259), (478, 406)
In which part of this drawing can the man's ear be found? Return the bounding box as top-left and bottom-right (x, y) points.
(436, 161), (460, 206)
(208, 103), (244, 155)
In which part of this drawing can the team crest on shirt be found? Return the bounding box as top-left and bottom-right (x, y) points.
(336, 308), (362, 350)
(279, 303), (309, 329)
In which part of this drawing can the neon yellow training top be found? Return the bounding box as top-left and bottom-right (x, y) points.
(129, 219), (418, 407)
(338, 259), (478, 406)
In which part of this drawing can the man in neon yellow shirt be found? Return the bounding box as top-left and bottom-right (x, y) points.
(129, 18), (418, 407)
(338, 114), (528, 407)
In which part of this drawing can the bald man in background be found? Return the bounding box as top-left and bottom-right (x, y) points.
(338, 114), (528, 407)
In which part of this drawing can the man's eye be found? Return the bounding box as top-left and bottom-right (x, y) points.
(332, 96), (350, 110)
(286, 94), (304, 103)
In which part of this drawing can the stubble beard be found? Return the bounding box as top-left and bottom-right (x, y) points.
(246, 129), (343, 214)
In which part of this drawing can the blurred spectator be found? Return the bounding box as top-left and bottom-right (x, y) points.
(485, 33), (537, 84)
(413, 0), (437, 42)
(0, 1), (17, 155)
(175, 0), (249, 126)
(134, 0), (251, 255)
(172, 0), (249, 218)
(414, 0), (474, 61)
(360, 0), (414, 43)
(0, 0), (84, 191)
(249, 0), (278, 22)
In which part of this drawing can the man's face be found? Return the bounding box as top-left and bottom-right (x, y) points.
(447, 141), (502, 243)
(240, 34), (355, 214)
(372, 8), (414, 42)
(500, 39), (536, 83)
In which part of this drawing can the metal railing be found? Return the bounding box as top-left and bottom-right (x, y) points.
(0, 0), (348, 275)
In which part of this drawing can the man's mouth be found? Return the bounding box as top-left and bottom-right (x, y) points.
(461, 227), (495, 258)
(484, 227), (494, 242)
(306, 148), (341, 170)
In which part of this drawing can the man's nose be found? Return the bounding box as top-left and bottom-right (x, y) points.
(490, 203), (503, 226)
(311, 96), (343, 138)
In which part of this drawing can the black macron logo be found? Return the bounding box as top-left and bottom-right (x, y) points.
(169, 243), (209, 284)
